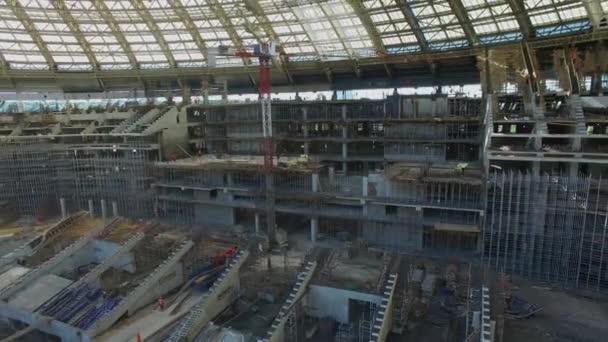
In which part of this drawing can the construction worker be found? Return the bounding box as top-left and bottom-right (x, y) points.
(157, 295), (165, 311)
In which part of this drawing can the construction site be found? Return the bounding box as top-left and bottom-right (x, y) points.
(0, 0), (608, 341)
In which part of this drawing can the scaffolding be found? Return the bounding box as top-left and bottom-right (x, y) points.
(0, 138), (155, 218)
(483, 171), (608, 292)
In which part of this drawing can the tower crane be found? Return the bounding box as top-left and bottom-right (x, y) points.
(208, 42), (279, 246)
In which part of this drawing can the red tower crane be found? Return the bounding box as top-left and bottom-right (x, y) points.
(209, 42), (278, 245)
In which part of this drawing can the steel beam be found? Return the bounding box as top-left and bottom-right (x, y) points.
(130, 0), (177, 68)
(582, 0), (604, 29)
(167, 0), (208, 57)
(53, 0), (99, 70)
(505, 0), (534, 39)
(6, 0), (55, 69)
(346, 0), (392, 77)
(447, 0), (479, 45)
(395, 0), (429, 51)
(92, 0), (139, 71)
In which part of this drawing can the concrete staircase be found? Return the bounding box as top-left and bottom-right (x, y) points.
(371, 273), (397, 342)
(165, 250), (249, 342)
(71, 232), (144, 288)
(142, 106), (178, 135)
(0, 212), (88, 273)
(570, 94), (587, 134)
(0, 218), (115, 300)
(87, 240), (194, 337)
(263, 261), (317, 342)
(125, 107), (168, 133)
(109, 109), (142, 134)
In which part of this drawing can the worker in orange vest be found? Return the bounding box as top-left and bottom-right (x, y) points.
(157, 295), (165, 310)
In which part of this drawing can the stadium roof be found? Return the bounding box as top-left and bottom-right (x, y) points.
(0, 0), (606, 92)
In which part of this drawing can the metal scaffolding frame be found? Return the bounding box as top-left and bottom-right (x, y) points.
(483, 171), (608, 292)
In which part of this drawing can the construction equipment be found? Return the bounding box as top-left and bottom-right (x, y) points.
(208, 42), (278, 246)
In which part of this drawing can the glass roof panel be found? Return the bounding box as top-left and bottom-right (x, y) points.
(363, 0), (419, 50)
(17, 0), (92, 70)
(524, 0), (588, 27)
(0, 0), (598, 71)
(0, 5), (48, 70)
(407, 0), (466, 42)
(106, 0), (168, 67)
(63, 1), (132, 70)
(141, 0), (204, 66)
(461, 0), (520, 36)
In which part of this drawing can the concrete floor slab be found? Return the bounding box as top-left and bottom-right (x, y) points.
(8, 274), (72, 311)
(0, 266), (29, 290)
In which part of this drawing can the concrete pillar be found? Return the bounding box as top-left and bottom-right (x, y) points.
(328, 166), (335, 184)
(112, 201), (118, 217)
(226, 172), (233, 187)
(342, 143), (347, 158)
(181, 82), (192, 105)
(568, 162), (579, 178)
(341, 104), (347, 120)
(201, 79), (210, 104)
(312, 173), (319, 192)
(88, 199), (94, 216)
(221, 79), (228, 103)
(342, 162), (347, 174)
(60, 197), (67, 218)
(362, 176), (368, 197)
(255, 213), (260, 235)
(101, 199), (107, 220)
(310, 216), (319, 243)
(304, 142), (310, 155)
(532, 161), (541, 177)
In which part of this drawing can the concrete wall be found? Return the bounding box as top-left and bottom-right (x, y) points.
(304, 285), (383, 324)
(92, 240), (135, 273)
(194, 204), (235, 225)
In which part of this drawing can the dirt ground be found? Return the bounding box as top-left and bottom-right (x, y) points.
(503, 280), (608, 342)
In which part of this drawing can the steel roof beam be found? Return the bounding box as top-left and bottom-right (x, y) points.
(130, 0), (177, 68)
(166, 0), (207, 57)
(92, 0), (139, 69)
(6, 0), (55, 69)
(505, 0), (534, 39)
(582, 0), (604, 29)
(395, 0), (429, 51)
(53, 0), (99, 70)
(346, 0), (392, 77)
(447, 0), (479, 45)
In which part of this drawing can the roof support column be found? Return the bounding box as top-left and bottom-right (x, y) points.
(395, 0), (429, 51)
(505, 0), (534, 39)
(582, 0), (604, 29)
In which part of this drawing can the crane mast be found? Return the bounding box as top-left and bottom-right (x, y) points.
(259, 47), (276, 245)
(210, 42), (277, 245)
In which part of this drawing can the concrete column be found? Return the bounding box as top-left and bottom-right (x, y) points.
(60, 198), (67, 218)
(181, 82), (192, 105)
(304, 142), (310, 155)
(532, 161), (541, 177)
(342, 143), (347, 158)
(310, 216), (319, 243)
(568, 162), (579, 178)
(112, 201), (118, 217)
(101, 199), (107, 220)
(312, 173), (319, 192)
(342, 162), (347, 174)
(226, 172), (233, 188)
(255, 213), (260, 235)
(362, 176), (368, 197)
(221, 79), (228, 103)
(341, 104), (347, 120)
(328, 166), (335, 184)
(88, 199), (94, 216)
(202, 79), (210, 104)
